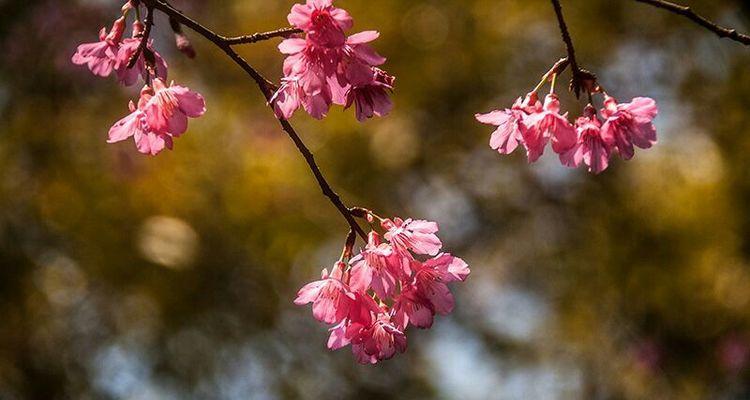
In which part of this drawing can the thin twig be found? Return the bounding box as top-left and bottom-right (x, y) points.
(549, 0), (585, 98)
(127, 5), (154, 69)
(224, 27), (303, 45)
(140, 0), (367, 240)
(634, 0), (750, 46)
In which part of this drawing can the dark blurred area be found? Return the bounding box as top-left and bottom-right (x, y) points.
(2, 0), (750, 398)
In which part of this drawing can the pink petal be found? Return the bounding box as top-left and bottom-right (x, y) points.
(429, 253), (470, 282)
(278, 38), (307, 55)
(327, 321), (351, 350)
(173, 87), (206, 118)
(288, 4), (313, 30)
(624, 97), (658, 121)
(348, 259), (373, 293)
(294, 280), (325, 305)
(330, 7), (353, 31)
(167, 111), (188, 136)
(108, 111), (144, 143)
(347, 30), (380, 44)
(421, 281), (454, 315)
(476, 110), (510, 126)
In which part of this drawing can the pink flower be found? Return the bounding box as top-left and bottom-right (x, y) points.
(326, 291), (379, 350)
(297, 215), (468, 363)
(108, 86), (173, 156)
(272, 78), (304, 119)
(561, 104), (613, 174)
(351, 312), (407, 364)
(276, 3), (394, 121)
(476, 92), (544, 157)
(294, 262), (355, 324)
(280, 38), (341, 78)
(288, 0), (353, 47)
(142, 78), (206, 135)
(71, 17), (126, 77)
(116, 22), (168, 86)
(413, 254), (470, 315)
(476, 101), (525, 155)
(523, 94), (577, 162)
(276, 40), (337, 119)
(600, 95), (658, 160)
(393, 286), (435, 329)
(349, 232), (402, 298)
(108, 80), (205, 156)
(382, 218), (442, 256)
(345, 66), (394, 122)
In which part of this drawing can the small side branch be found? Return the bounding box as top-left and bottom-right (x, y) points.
(634, 0), (750, 46)
(224, 27), (303, 45)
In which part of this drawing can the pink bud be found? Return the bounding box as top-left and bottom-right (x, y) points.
(132, 21), (145, 37)
(122, 1), (135, 14)
(175, 33), (196, 59)
(106, 16), (127, 44)
(582, 103), (596, 118)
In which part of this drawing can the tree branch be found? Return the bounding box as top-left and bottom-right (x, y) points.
(634, 0), (750, 46)
(549, 0), (586, 98)
(140, 0), (367, 240)
(224, 27), (303, 46)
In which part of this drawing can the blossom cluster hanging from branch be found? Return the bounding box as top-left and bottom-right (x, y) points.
(71, 0), (750, 363)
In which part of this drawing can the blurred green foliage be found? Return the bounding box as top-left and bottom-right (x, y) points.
(1, 0), (750, 398)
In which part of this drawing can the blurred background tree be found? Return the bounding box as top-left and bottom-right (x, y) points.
(1, 0), (750, 398)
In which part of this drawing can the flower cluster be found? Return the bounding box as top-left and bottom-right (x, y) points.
(295, 216), (470, 364)
(72, 1), (205, 155)
(273, 0), (395, 122)
(476, 72), (658, 174)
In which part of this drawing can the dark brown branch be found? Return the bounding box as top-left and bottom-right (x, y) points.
(224, 27), (303, 46)
(127, 5), (154, 68)
(634, 0), (750, 46)
(549, 0), (586, 98)
(141, 0), (367, 240)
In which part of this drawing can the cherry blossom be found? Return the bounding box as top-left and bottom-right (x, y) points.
(273, 0), (394, 121)
(71, 16), (126, 77)
(382, 218), (442, 256)
(108, 86), (173, 156)
(345, 67), (395, 122)
(288, 0), (352, 48)
(561, 104), (612, 174)
(475, 62), (658, 173)
(295, 212), (469, 364)
(352, 312), (407, 363)
(141, 78), (206, 135)
(413, 254), (470, 315)
(523, 93), (577, 162)
(349, 232), (401, 299)
(295, 262), (355, 324)
(393, 286), (435, 329)
(108, 79), (205, 156)
(600, 95), (659, 160)
(475, 92), (541, 156)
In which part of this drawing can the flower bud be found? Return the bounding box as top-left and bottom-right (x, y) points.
(175, 33), (197, 59)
